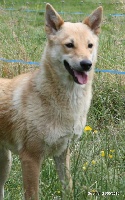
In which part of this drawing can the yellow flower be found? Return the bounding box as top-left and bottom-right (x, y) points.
(91, 160), (96, 165)
(84, 126), (92, 131)
(91, 189), (97, 193)
(84, 162), (88, 166)
(57, 190), (61, 194)
(94, 130), (98, 133)
(110, 149), (115, 153)
(83, 166), (86, 170)
(101, 150), (105, 157)
(109, 154), (113, 159)
(83, 162), (88, 170)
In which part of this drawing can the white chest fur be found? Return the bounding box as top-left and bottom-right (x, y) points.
(12, 76), (92, 156)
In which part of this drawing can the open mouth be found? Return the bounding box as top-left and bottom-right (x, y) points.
(64, 60), (89, 85)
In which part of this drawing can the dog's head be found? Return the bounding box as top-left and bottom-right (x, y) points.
(45, 4), (103, 85)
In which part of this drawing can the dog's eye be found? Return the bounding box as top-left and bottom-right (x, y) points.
(88, 43), (93, 48)
(65, 43), (74, 48)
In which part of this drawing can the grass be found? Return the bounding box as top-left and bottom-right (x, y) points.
(0, 0), (125, 199)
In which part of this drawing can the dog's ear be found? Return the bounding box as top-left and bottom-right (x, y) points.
(84, 7), (103, 35)
(45, 3), (64, 35)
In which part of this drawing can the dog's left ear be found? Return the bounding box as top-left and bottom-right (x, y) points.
(84, 7), (103, 35)
(45, 3), (64, 35)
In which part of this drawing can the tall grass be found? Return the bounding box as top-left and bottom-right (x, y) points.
(0, 0), (125, 199)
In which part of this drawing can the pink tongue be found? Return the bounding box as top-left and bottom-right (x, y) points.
(74, 70), (88, 84)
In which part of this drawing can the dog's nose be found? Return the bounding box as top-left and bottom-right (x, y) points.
(80, 59), (92, 71)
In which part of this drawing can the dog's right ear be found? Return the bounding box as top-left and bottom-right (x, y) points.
(45, 4), (64, 35)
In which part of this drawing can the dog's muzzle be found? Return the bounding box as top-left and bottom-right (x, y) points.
(64, 59), (92, 85)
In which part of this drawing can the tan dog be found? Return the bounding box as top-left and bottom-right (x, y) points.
(0, 4), (103, 200)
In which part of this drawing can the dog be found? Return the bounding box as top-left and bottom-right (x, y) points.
(0, 3), (103, 200)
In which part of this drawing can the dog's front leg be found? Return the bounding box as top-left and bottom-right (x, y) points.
(19, 150), (42, 200)
(0, 148), (12, 200)
(54, 147), (73, 198)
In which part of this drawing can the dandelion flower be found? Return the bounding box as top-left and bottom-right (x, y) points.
(110, 149), (115, 153)
(84, 126), (92, 131)
(94, 130), (98, 133)
(83, 166), (86, 170)
(109, 154), (113, 159)
(83, 162), (88, 170)
(101, 150), (105, 157)
(84, 162), (88, 166)
(91, 160), (96, 165)
(91, 189), (97, 193)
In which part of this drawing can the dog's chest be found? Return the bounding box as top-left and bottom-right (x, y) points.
(13, 83), (90, 156)
(41, 88), (87, 146)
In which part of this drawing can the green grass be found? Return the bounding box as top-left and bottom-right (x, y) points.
(0, 0), (125, 199)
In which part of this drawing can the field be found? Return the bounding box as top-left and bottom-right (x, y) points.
(0, 0), (125, 199)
